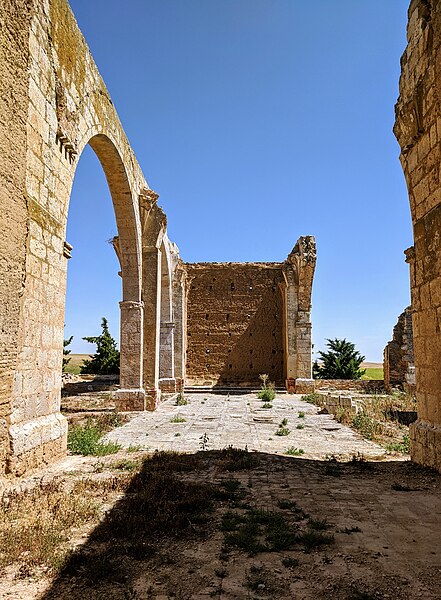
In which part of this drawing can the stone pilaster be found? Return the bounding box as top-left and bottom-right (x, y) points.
(283, 236), (316, 393)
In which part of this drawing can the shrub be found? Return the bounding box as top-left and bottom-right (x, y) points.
(313, 338), (365, 380)
(81, 317), (120, 375)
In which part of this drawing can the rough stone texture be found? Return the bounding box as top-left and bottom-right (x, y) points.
(395, 0), (441, 470)
(0, 0), (312, 477)
(104, 393), (387, 460)
(314, 379), (386, 394)
(0, 1), (33, 476)
(185, 262), (285, 387)
(383, 306), (415, 389)
(0, 0), (184, 475)
(185, 237), (316, 389)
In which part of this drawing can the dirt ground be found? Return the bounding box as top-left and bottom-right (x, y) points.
(1, 446), (441, 600)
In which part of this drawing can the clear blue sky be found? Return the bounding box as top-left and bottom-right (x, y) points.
(66, 0), (412, 361)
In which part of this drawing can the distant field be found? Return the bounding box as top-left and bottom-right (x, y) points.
(361, 363), (384, 380)
(64, 354), (90, 375)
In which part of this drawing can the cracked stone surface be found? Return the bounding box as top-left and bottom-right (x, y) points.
(104, 393), (389, 460)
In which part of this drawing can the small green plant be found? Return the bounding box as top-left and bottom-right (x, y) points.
(276, 419), (290, 436)
(257, 373), (276, 402)
(296, 423), (304, 430)
(175, 392), (188, 406)
(127, 444), (143, 452)
(385, 434), (410, 454)
(301, 392), (322, 404)
(286, 447), (304, 456)
(175, 432), (181, 437)
(298, 411), (305, 419)
(351, 412), (382, 441)
(262, 402), (272, 409)
(308, 518), (331, 531)
(170, 415), (186, 423)
(297, 529), (334, 552)
(68, 420), (121, 456)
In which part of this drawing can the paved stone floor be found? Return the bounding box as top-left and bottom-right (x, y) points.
(104, 393), (389, 460)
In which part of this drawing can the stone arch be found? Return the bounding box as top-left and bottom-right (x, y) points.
(4, 0), (153, 474)
(394, 0), (441, 471)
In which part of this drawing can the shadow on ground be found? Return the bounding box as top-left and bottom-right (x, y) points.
(41, 450), (441, 600)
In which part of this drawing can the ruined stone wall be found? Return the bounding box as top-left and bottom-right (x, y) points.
(0, 0), (33, 475)
(395, 0), (441, 470)
(383, 306), (415, 389)
(185, 263), (285, 387)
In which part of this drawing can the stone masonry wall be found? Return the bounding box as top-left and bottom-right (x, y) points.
(185, 263), (285, 387)
(0, 0), (33, 475)
(383, 306), (415, 388)
(395, 0), (441, 470)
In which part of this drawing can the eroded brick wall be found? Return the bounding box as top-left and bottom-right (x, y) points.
(0, 0), (32, 474)
(185, 263), (285, 387)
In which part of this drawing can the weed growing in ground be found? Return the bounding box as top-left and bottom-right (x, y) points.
(257, 373), (276, 402)
(385, 434), (410, 454)
(262, 402), (273, 409)
(218, 446), (258, 471)
(175, 432), (181, 437)
(296, 424), (305, 430)
(68, 420), (121, 456)
(298, 411), (305, 419)
(286, 447), (304, 456)
(127, 444), (143, 452)
(300, 392), (322, 405)
(170, 415), (186, 423)
(175, 393), (188, 406)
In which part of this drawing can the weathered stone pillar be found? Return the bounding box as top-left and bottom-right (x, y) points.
(142, 247), (161, 409)
(114, 300), (145, 411)
(173, 266), (187, 390)
(282, 236), (316, 395)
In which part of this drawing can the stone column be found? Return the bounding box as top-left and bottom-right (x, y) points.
(114, 300), (146, 411)
(142, 247), (161, 409)
(173, 267), (187, 390)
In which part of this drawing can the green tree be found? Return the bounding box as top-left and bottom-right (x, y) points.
(81, 317), (120, 375)
(313, 338), (365, 380)
(62, 336), (73, 372)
